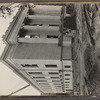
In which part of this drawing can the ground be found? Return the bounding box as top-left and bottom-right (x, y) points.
(72, 4), (100, 96)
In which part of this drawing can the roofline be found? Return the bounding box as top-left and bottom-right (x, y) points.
(3, 5), (24, 44)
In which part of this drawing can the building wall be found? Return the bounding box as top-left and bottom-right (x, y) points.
(1, 5), (74, 94)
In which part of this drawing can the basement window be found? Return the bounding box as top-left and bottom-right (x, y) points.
(47, 35), (58, 39)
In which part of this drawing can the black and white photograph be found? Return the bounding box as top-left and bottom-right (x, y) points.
(0, 2), (100, 97)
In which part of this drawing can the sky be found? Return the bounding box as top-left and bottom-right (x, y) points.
(0, 3), (41, 96)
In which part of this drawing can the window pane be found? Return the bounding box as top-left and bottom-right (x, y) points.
(21, 64), (38, 67)
(28, 72), (42, 74)
(45, 65), (57, 68)
(65, 66), (70, 68)
(47, 35), (58, 38)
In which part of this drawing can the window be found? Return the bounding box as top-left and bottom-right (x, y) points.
(54, 83), (61, 85)
(49, 24), (59, 26)
(66, 84), (69, 86)
(47, 35), (58, 39)
(65, 66), (71, 68)
(39, 83), (49, 85)
(33, 77), (45, 79)
(36, 80), (47, 82)
(30, 35), (40, 38)
(49, 72), (58, 74)
(52, 80), (60, 82)
(51, 77), (59, 79)
(65, 78), (70, 80)
(32, 24), (43, 26)
(21, 64), (38, 67)
(28, 72), (42, 74)
(55, 86), (61, 87)
(45, 65), (57, 68)
(40, 85), (50, 87)
(66, 87), (69, 88)
(65, 74), (70, 76)
(65, 82), (70, 83)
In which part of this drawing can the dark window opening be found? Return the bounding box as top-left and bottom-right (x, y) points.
(65, 66), (71, 68)
(31, 24), (43, 26)
(49, 24), (59, 26)
(51, 77), (59, 79)
(21, 64), (38, 67)
(49, 72), (58, 74)
(65, 78), (70, 80)
(40, 85), (50, 87)
(66, 87), (69, 88)
(39, 83), (49, 85)
(36, 80), (47, 82)
(47, 35), (58, 39)
(30, 35), (40, 38)
(45, 65), (57, 68)
(65, 82), (70, 83)
(66, 84), (69, 86)
(33, 77), (45, 79)
(65, 74), (70, 76)
(28, 72), (42, 74)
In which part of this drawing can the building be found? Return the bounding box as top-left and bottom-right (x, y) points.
(1, 5), (73, 95)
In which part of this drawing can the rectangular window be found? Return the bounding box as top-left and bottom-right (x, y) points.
(39, 83), (49, 85)
(21, 64), (38, 67)
(65, 66), (71, 68)
(30, 35), (40, 38)
(28, 72), (42, 74)
(51, 77), (59, 79)
(36, 80), (47, 82)
(47, 35), (58, 39)
(33, 77), (45, 79)
(49, 24), (59, 26)
(65, 82), (70, 83)
(66, 87), (69, 89)
(45, 65), (57, 68)
(52, 80), (60, 82)
(65, 74), (70, 76)
(54, 83), (61, 85)
(65, 78), (70, 80)
(49, 72), (58, 74)
(66, 84), (69, 86)
(32, 24), (43, 26)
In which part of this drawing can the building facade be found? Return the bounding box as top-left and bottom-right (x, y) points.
(1, 5), (73, 94)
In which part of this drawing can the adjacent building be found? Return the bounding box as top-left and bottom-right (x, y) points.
(1, 5), (73, 95)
